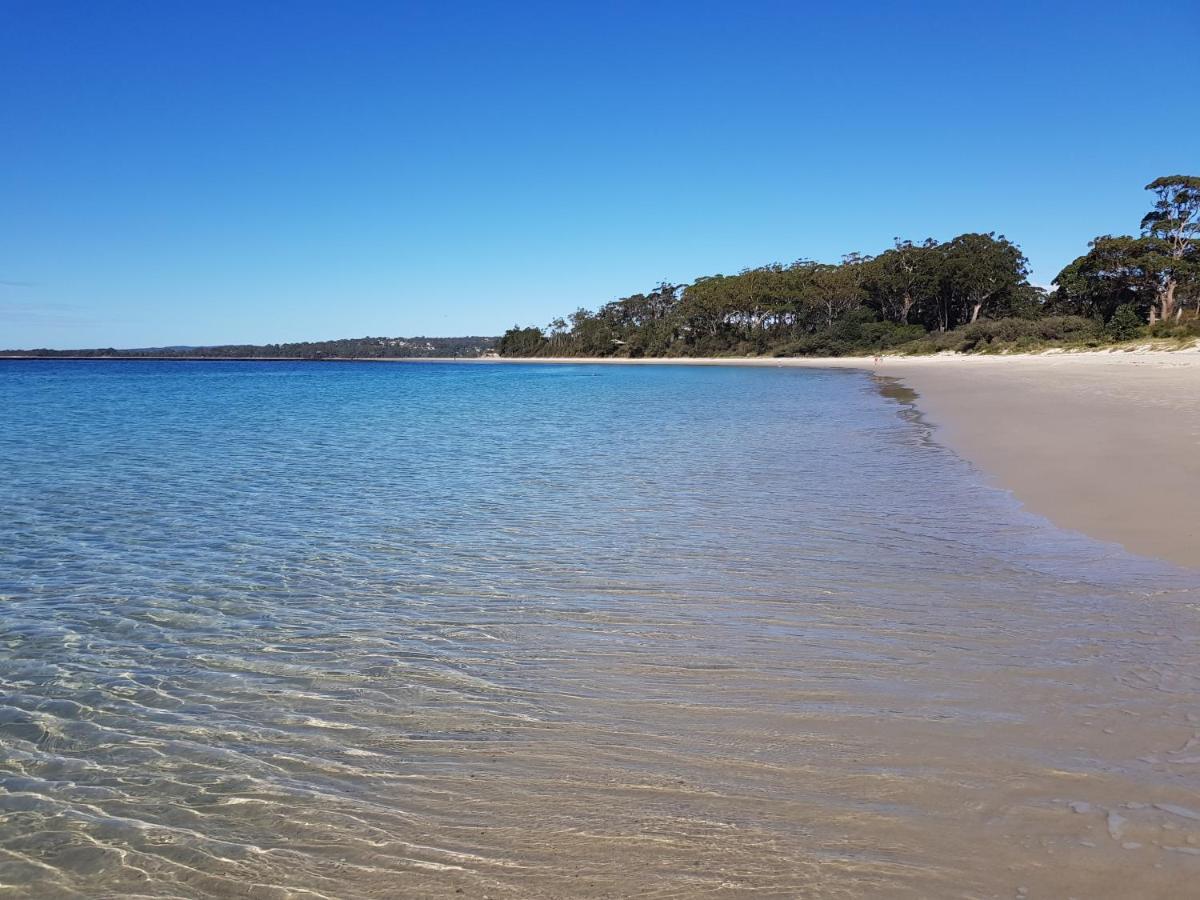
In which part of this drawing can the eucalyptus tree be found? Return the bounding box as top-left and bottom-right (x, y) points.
(813, 254), (871, 328)
(679, 274), (735, 339)
(1140, 175), (1200, 322)
(942, 233), (1030, 326)
(1052, 235), (1159, 322)
(644, 283), (683, 322)
(545, 317), (571, 354)
(496, 326), (547, 357)
(865, 238), (939, 324)
(603, 283), (683, 354)
(567, 307), (617, 356)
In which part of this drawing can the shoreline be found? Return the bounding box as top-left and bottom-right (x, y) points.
(483, 348), (1200, 570)
(482, 349), (1200, 570)
(6, 349), (1198, 568)
(872, 352), (1200, 571)
(4, 343), (1196, 366)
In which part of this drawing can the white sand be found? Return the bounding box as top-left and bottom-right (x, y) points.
(871, 349), (1200, 569)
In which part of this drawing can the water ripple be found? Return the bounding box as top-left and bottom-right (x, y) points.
(1, 360), (1198, 897)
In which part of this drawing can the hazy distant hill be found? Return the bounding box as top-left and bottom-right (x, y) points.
(0, 336), (497, 359)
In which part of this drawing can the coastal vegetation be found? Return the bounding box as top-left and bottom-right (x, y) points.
(4, 179), (1195, 361)
(499, 176), (1200, 358)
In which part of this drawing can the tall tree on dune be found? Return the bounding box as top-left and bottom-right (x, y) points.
(1052, 235), (1160, 323)
(866, 238), (938, 325)
(943, 233), (1030, 327)
(1140, 176), (1200, 323)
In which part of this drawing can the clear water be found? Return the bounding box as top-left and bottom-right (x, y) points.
(1, 360), (1198, 898)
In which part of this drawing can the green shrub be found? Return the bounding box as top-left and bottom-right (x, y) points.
(1106, 304), (1144, 341)
(1033, 316), (1102, 342)
(1148, 317), (1200, 340)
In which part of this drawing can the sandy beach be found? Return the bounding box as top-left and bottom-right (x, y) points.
(871, 350), (1200, 570)
(474, 349), (1200, 569)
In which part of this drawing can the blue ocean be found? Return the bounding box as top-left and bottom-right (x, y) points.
(1, 360), (1197, 898)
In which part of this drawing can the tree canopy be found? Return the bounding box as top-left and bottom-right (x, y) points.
(501, 233), (1036, 357)
(1053, 176), (1200, 326)
(497, 176), (1199, 358)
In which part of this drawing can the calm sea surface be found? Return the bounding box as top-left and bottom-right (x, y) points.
(1, 360), (1198, 898)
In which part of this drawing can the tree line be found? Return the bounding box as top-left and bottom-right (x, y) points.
(499, 176), (1199, 357)
(0, 336), (497, 359)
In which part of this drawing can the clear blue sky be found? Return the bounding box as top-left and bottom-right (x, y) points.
(2, 0), (1196, 348)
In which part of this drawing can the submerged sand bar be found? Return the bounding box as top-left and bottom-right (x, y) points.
(400, 349), (1200, 569)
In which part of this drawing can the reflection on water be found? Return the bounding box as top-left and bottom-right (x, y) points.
(873, 374), (918, 407)
(1, 360), (1198, 898)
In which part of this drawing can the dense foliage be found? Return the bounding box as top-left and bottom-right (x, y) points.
(1050, 176), (1200, 329)
(0, 336), (497, 359)
(6, 177), (1196, 361)
(500, 176), (1200, 357)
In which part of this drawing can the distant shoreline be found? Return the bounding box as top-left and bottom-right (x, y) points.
(3, 343), (1195, 365)
(0, 355), (493, 362)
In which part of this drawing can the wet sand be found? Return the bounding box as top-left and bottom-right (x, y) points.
(469, 350), (1200, 570)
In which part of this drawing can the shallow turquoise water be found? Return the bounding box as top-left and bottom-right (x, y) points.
(1, 360), (1198, 898)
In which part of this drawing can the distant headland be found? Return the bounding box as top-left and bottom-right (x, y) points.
(0, 336), (498, 360)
